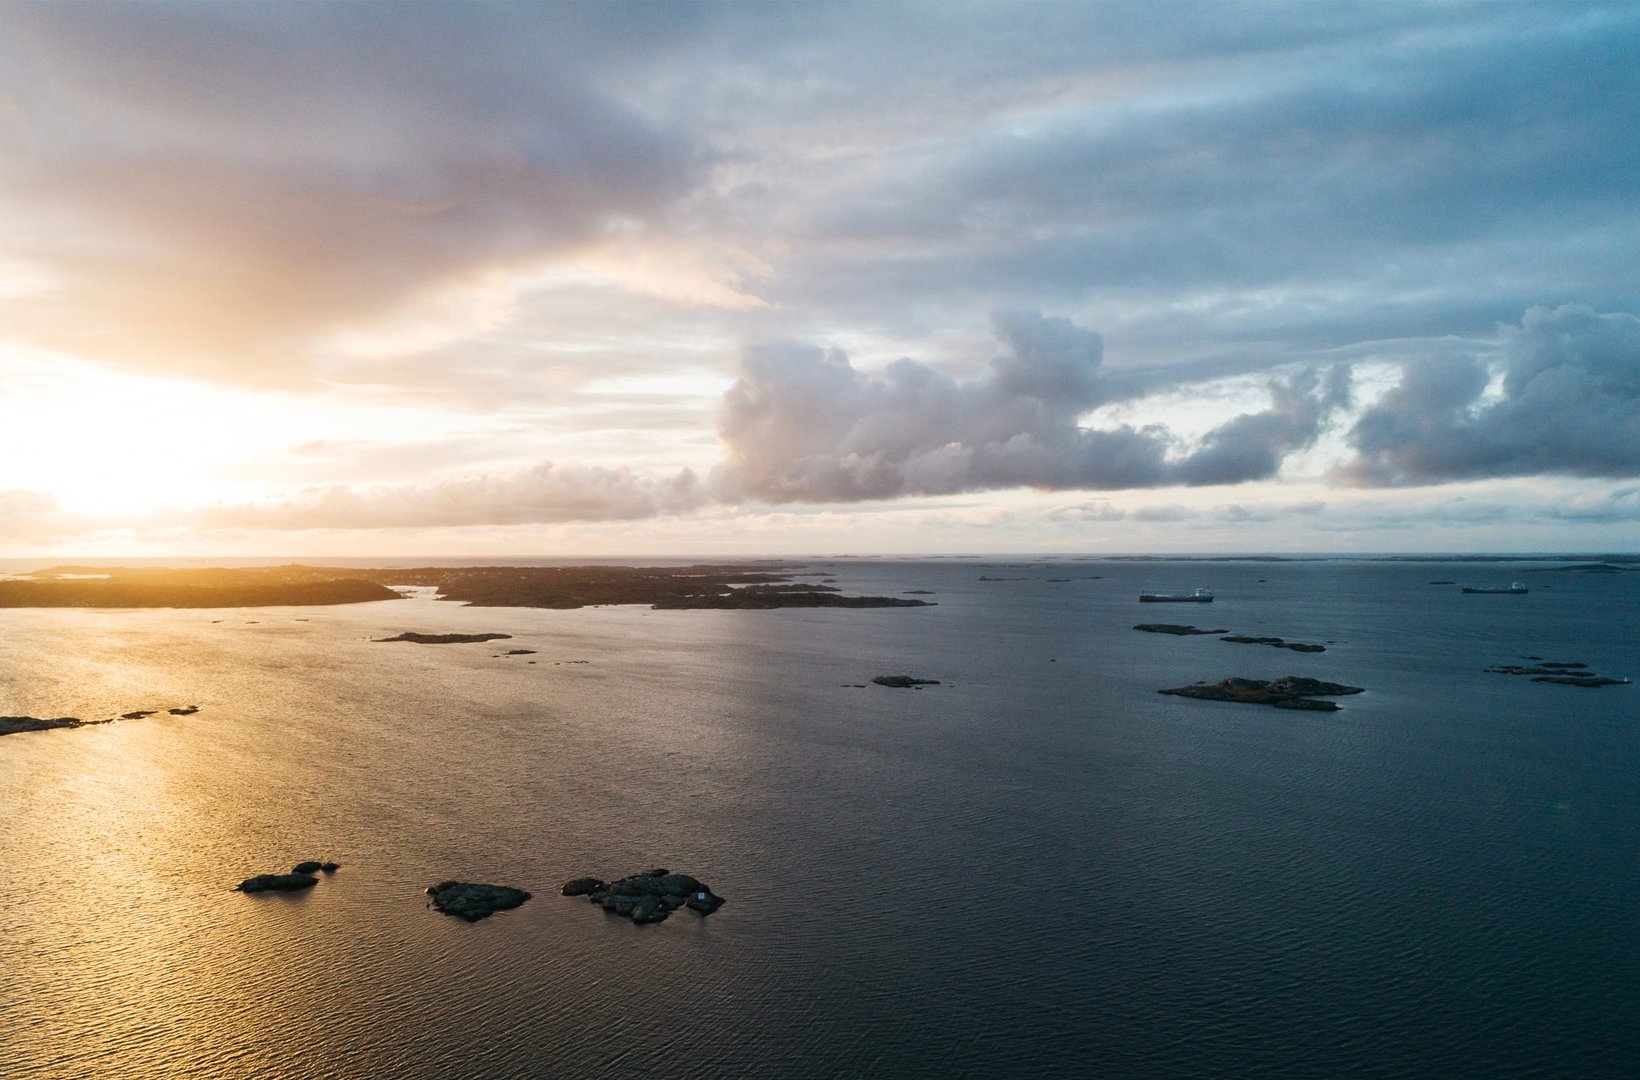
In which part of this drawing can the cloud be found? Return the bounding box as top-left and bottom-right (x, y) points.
(1337, 305), (1640, 485)
(190, 462), (705, 531)
(0, 4), (704, 381)
(0, 490), (106, 543)
(1540, 486), (1640, 523)
(715, 310), (1347, 501)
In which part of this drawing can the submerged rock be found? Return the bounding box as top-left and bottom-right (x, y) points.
(1159, 676), (1364, 711)
(426, 881), (531, 922)
(167, 705), (200, 715)
(872, 675), (940, 688)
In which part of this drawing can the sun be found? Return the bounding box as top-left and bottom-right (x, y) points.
(0, 351), (241, 516)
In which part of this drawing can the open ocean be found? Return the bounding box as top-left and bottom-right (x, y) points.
(2, 556), (1637, 1078)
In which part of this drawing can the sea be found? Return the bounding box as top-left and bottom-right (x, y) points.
(2, 556), (1637, 1078)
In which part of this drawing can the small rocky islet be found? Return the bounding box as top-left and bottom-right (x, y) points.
(1134, 624), (1325, 651)
(236, 861), (340, 893)
(426, 881), (532, 921)
(871, 675), (940, 688)
(1160, 676), (1365, 711)
(374, 632), (513, 644)
(562, 870), (724, 924)
(1486, 660), (1629, 688)
(1220, 635), (1327, 653)
(2, 705), (202, 737)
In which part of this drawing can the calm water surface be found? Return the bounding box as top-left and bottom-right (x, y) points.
(2, 558), (1637, 1077)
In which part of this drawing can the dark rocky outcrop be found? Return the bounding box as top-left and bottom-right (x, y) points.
(872, 675), (940, 688)
(291, 861), (340, 875)
(1487, 661), (1628, 687)
(1134, 624), (1227, 635)
(426, 881), (532, 921)
(237, 872), (319, 893)
(651, 592), (928, 610)
(375, 632), (513, 644)
(562, 869), (724, 923)
(1219, 636), (1326, 653)
(1159, 676), (1364, 711)
(3, 704), (203, 736)
(560, 877), (605, 896)
(1, 715), (94, 736)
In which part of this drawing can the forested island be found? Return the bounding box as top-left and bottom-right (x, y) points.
(2, 564), (931, 610)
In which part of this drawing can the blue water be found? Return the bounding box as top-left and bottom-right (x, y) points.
(1, 557), (1636, 1077)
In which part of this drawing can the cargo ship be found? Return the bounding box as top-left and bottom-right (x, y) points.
(1461, 581), (1528, 594)
(1139, 587), (1214, 603)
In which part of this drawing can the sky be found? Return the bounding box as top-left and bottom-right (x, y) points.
(2, 1), (1638, 556)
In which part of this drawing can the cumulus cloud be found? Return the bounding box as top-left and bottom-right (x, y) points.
(1337, 305), (1640, 485)
(190, 462), (705, 531)
(716, 310), (1347, 501)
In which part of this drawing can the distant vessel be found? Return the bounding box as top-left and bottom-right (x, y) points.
(1139, 587), (1213, 603)
(1461, 581), (1528, 594)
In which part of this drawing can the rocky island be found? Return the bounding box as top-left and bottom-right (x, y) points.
(1, 565), (400, 608)
(2, 705), (203, 737)
(1486, 661), (1629, 687)
(1219, 635), (1327, 653)
(426, 881), (532, 921)
(1134, 624), (1228, 635)
(0, 564), (929, 611)
(374, 632), (513, 644)
(236, 861), (338, 893)
(562, 869), (724, 923)
(1160, 676), (1365, 711)
(872, 675), (940, 688)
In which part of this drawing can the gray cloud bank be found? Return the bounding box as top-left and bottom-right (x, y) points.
(192, 463), (704, 531)
(1338, 305), (1640, 484)
(715, 311), (1349, 501)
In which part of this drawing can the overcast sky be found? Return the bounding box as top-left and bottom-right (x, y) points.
(2, 1), (1638, 556)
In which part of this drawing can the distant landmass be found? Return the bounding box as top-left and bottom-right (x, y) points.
(1, 564), (933, 611)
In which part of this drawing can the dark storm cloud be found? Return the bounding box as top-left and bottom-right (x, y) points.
(1338, 305), (1640, 484)
(715, 311), (1348, 501)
